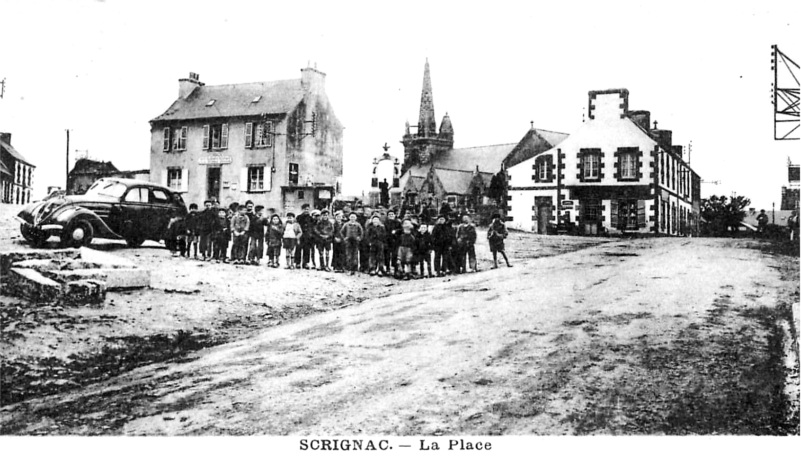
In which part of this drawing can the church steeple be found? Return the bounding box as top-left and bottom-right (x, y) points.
(418, 58), (437, 137)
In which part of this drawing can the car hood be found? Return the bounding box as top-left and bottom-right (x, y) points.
(18, 194), (118, 224)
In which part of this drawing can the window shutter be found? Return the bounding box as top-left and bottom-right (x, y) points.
(221, 124), (229, 149)
(265, 168), (272, 192)
(637, 200), (646, 228)
(245, 123), (253, 148)
(547, 159), (553, 182)
(180, 127), (187, 150)
(202, 125), (210, 150)
(241, 168), (249, 192)
(161, 169), (168, 187)
(610, 199), (619, 229)
(163, 128), (170, 152)
(181, 168), (189, 192)
(266, 122), (273, 147)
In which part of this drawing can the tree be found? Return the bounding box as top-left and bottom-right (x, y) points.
(700, 195), (751, 236)
(487, 169), (508, 217)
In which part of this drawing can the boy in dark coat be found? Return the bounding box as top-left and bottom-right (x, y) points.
(384, 209), (402, 276)
(247, 205), (267, 265)
(416, 222), (434, 277)
(314, 209), (335, 271)
(295, 204), (315, 269)
(365, 215), (388, 276)
(340, 212), (364, 275)
(488, 213), (512, 269)
(230, 205), (250, 264)
(198, 200), (216, 260)
(431, 215), (452, 277)
(211, 208), (230, 263)
(456, 214), (479, 273)
(185, 203), (200, 259)
(266, 214), (283, 268)
(332, 211), (345, 272)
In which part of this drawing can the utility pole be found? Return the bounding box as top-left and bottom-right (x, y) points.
(65, 129), (70, 191)
(0, 78), (6, 99)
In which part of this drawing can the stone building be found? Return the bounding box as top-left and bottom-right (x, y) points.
(149, 67), (343, 211)
(0, 132), (35, 204)
(398, 60), (567, 213)
(507, 88), (701, 236)
(67, 158), (149, 195)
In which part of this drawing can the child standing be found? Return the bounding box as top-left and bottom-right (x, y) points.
(340, 212), (364, 275)
(166, 216), (186, 257)
(396, 220), (417, 280)
(247, 205), (267, 265)
(185, 203), (199, 259)
(456, 214), (479, 273)
(332, 211), (345, 273)
(488, 213), (512, 269)
(266, 214), (284, 268)
(366, 215), (387, 276)
(198, 200), (216, 260)
(282, 212), (302, 269)
(416, 223), (434, 278)
(313, 209), (335, 271)
(431, 216), (451, 277)
(230, 205), (250, 264)
(211, 208), (230, 263)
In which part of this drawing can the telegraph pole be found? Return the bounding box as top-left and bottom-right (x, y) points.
(65, 129), (70, 191)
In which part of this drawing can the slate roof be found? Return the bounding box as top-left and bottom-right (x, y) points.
(0, 138), (32, 164)
(434, 168), (493, 194)
(435, 143), (517, 173)
(503, 128), (569, 168)
(0, 159), (11, 177)
(151, 79), (305, 123)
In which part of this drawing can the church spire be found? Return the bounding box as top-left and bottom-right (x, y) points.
(418, 58), (437, 138)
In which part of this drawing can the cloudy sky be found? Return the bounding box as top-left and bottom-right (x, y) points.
(0, 0), (798, 208)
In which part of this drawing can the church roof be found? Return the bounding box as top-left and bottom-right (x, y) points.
(151, 79), (305, 123)
(433, 168), (494, 195)
(435, 143), (517, 173)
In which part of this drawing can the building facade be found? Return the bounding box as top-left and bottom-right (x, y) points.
(397, 60), (567, 214)
(507, 89), (700, 236)
(68, 157), (149, 195)
(0, 132), (35, 205)
(149, 68), (343, 212)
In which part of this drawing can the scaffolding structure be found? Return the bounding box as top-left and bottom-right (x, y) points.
(771, 45), (799, 140)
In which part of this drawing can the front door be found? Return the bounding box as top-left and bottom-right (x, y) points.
(537, 205), (551, 234)
(207, 167), (221, 201)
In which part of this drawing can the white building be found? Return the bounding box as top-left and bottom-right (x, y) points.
(507, 89), (700, 236)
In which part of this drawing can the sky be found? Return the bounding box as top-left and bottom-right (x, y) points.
(0, 0), (799, 209)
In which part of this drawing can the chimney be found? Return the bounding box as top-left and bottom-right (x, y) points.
(651, 129), (672, 150)
(626, 110), (650, 132)
(178, 72), (203, 99)
(301, 66), (326, 93)
(0, 132), (10, 145)
(587, 89), (629, 121)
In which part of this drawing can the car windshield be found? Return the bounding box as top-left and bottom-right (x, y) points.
(84, 180), (127, 199)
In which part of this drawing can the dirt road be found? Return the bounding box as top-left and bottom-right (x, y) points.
(1, 237), (798, 435)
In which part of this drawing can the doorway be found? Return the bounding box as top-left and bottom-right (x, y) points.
(207, 167), (221, 201)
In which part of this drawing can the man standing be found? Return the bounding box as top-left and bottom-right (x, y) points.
(756, 209), (769, 234)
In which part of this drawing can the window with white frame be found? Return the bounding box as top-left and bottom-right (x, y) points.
(539, 159), (549, 180)
(620, 151), (637, 179)
(171, 126), (187, 151)
(256, 122), (273, 147)
(167, 168), (183, 190)
(582, 153), (600, 179)
(248, 166), (265, 191)
(289, 163), (299, 185)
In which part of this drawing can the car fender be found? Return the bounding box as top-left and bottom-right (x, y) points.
(51, 206), (123, 239)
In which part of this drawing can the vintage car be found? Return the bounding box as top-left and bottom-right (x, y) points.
(16, 178), (187, 248)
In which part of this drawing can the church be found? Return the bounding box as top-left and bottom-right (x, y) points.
(397, 60), (568, 217)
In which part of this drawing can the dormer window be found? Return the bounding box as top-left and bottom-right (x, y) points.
(251, 96), (262, 103)
(206, 99), (216, 107)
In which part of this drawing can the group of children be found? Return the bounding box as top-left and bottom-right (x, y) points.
(165, 200), (513, 279)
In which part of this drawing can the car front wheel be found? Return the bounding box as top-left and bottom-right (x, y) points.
(125, 236), (145, 247)
(62, 220), (94, 248)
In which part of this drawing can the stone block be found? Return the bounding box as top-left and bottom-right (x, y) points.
(2, 267), (63, 303)
(0, 249), (80, 277)
(79, 247), (137, 268)
(48, 268), (150, 290)
(63, 280), (107, 305)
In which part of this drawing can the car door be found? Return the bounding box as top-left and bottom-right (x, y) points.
(122, 187), (149, 238)
(147, 187), (175, 239)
